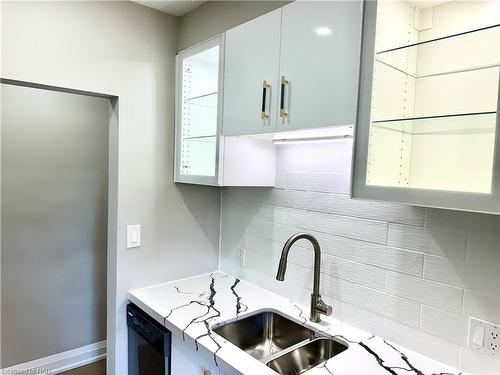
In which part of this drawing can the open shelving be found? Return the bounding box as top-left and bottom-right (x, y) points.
(376, 24), (500, 78)
(371, 111), (497, 135)
(178, 43), (220, 178)
(365, 0), (500, 195)
(184, 91), (218, 108)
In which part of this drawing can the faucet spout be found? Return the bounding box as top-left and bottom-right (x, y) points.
(276, 258), (287, 281)
(275, 233), (332, 323)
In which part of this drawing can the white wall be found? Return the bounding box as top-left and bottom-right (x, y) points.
(0, 2), (220, 374)
(220, 139), (500, 375)
(1, 84), (108, 367)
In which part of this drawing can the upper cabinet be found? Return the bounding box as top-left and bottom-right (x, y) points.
(223, 1), (364, 135)
(223, 9), (282, 136)
(175, 36), (276, 187)
(352, 0), (500, 214)
(278, 1), (363, 130)
(175, 36), (223, 186)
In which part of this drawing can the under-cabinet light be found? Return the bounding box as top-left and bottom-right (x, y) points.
(272, 134), (353, 145)
(271, 125), (354, 144)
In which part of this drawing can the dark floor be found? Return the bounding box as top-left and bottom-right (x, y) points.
(59, 359), (106, 375)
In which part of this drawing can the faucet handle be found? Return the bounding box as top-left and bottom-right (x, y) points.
(312, 294), (333, 318)
(321, 303), (333, 316)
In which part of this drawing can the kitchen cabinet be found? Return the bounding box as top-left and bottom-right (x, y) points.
(171, 334), (220, 375)
(223, 9), (282, 136)
(174, 35), (275, 187)
(352, 0), (500, 214)
(175, 36), (222, 185)
(278, 1), (363, 130)
(222, 1), (363, 135)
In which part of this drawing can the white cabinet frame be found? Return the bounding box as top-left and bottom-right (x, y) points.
(174, 35), (225, 186)
(351, 1), (500, 214)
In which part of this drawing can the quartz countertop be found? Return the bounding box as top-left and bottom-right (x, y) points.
(129, 271), (462, 375)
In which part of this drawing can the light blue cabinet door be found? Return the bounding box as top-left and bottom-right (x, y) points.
(223, 9), (282, 135)
(278, 1), (363, 131)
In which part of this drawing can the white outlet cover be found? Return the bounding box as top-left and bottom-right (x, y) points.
(127, 224), (142, 248)
(470, 317), (499, 358)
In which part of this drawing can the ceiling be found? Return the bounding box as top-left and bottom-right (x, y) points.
(132, 1), (206, 16)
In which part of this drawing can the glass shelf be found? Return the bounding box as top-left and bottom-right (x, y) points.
(376, 25), (500, 78)
(367, 112), (497, 193)
(180, 136), (216, 176)
(184, 91), (218, 108)
(377, 24), (500, 55)
(182, 135), (217, 141)
(371, 111), (497, 135)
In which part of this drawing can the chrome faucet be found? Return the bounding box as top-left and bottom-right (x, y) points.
(276, 233), (332, 323)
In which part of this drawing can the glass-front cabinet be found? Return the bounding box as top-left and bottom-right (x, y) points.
(353, 0), (500, 213)
(174, 36), (223, 185)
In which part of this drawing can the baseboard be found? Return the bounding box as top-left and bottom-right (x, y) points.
(1, 340), (106, 374)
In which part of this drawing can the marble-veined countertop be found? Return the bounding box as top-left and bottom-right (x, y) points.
(129, 271), (462, 375)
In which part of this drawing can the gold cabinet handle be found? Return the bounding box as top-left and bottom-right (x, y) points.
(280, 76), (289, 117)
(261, 80), (271, 120)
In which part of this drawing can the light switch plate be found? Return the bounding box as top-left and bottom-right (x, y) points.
(469, 317), (499, 358)
(127, 225), (142, 248)
(237, 247), (246, 267)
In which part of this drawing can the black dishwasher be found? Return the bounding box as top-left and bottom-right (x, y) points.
(127, 303), (171, 375)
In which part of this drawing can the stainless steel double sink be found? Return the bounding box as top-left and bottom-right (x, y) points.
(213, 311), (348, 374)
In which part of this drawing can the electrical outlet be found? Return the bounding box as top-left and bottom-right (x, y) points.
(487, 327), (499, 354)
(469, 317), (499, 358)
(237, 247), (246, 267)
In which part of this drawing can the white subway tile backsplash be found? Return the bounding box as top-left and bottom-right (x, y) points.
(463, 290), (500, 323)
(246, 234), (283, 258)
(321, 275), (421, 327)
(267, 188), (424, 225)
(285, 208), (388, 244)
(322, 254), (386, 291)
(356, 285), (422, 327)
(323, 296), (386, 337)
(383, 320), (461, 368)
(285, 171), (334, 193)
(356, 241), (424, 276)
(388, 224), (466, 260)
(330, 174), (351, 195)
(459, 347), (500, 375)
(306, 231), (358, 260)
(286, 262), (315, 290)
(420, 305), (468, 345)
(245, 251), (277, 275)
(247, 220), (298, 243)
(386, 271), (463, 314)
(424, 237), (500, 296)
(282, 171), (351, 195)
(274, 170), (286, 189)
(426, 208), (500, 236)
(276, 143), (352, 173)
(220, 138), (500, 373)
(267, 188), (356, 215)
(321, 274), (360, 306)
(355, 200), (425, 226)
(423, 256), (468, 288)
(222, 187), (267, 204)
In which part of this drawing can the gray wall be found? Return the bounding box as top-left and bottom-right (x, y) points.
(178, 1), (290, 50)
(1, 84), (108, 367)
(220, 139), (500, 375)
(1, 2), (220, 373)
